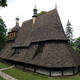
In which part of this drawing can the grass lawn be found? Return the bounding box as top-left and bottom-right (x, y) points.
(0, 62), (9, 69)
(3, 68), (80, 80)
(0, 77), (5, 80)
(0, 62), (9, 80)
(0, 62), (80, 80)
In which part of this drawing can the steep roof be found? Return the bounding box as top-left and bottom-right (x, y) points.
(29, 42), (80, 67)
(31, 9), (67, 42)
(14, 9), (68, 48)
(0, 42), (14, 59)
(14, 19), (32, 47)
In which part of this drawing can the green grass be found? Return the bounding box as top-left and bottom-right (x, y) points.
(0, 62), (9, 69)
(0, 62), (9, 80)
(0, 77), (5, 80)
(0, 62), (80, 80)
(3, 68), (80, 80)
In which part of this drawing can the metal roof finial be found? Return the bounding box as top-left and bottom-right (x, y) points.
(55, 4), (57, 9)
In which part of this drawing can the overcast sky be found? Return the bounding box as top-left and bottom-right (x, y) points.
(0, 0), (80, 38)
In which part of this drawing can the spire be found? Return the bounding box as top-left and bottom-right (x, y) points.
(32, 5), (38, 24)
(16, 17), (19, 26)
(67, 20), (71, 27)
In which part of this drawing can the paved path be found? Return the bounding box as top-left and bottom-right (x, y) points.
(0, 65), (15, 71)
(0, 65), (18, 80)
(0, 71), (17, 80)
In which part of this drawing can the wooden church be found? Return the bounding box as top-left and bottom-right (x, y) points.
(0, 7), (80, 77)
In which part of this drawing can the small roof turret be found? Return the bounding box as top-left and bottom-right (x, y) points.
(16, 17), (19, 26)
(16, 17), (19, 21)
(11, 17), (20, 32)
(32, 5), (38, 17)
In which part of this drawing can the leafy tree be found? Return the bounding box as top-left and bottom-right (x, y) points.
(65, 20), (73, 44)
(73, 37), (80, 54)
(0, 17), (7, 51)
(38, 11), (47, 16)
(0, 0), (7, 7)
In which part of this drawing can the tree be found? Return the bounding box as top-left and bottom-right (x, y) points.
(0, 0), (7, 51)
(0, 0), (7, 7)
(38, 11), (47, 16)
(0, 17), (7, 51)
(73, 37), (80, 55)
(65, 20), (73, 44)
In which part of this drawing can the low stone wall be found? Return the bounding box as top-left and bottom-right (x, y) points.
(1, 60), (79, 77)
(36, 68), (49, 76)
(75, 67), (78, 74)
(25, 67), (34, 72)
(51, 71), (62, 76)
(25, 67), (80, 76)
(20, 66), (79, 76)
(63, 69), (73, 76)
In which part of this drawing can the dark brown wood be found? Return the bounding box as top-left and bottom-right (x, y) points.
(78, 66), (80, 72)
(61, 70), (64, 76)
(49, 71), (51, 77)
(34, 67), (36, 72)
(73, 67), (75, 75)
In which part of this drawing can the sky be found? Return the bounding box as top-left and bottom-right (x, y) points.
(0, 0), (80, 38)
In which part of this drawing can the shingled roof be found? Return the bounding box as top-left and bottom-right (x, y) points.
(14, 19), (33, 47)
(0, 42), (14, 59)
(11, 25), (20, 32)
(1, 41), (80, 68)
(13, 9), (68, 48)
(31, 9), (67, 42)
